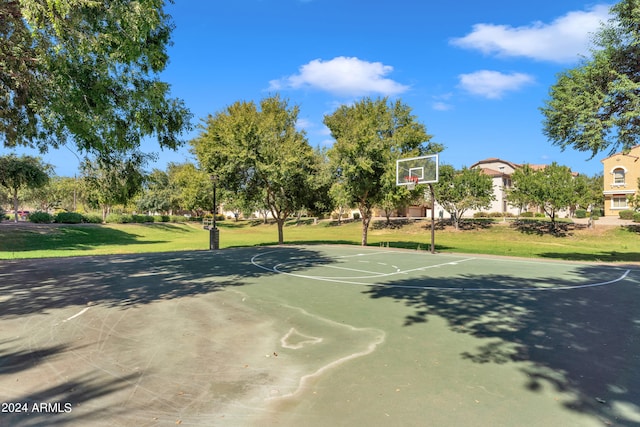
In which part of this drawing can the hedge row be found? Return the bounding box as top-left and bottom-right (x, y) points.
(104, 214), (193, 224)
(28, 211), (102, 224)
(26, 212), (207, 224)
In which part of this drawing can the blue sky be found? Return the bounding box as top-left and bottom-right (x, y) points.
(9, 0), (615, 177)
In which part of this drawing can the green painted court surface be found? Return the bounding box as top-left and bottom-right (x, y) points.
(1, 245), (639, 426)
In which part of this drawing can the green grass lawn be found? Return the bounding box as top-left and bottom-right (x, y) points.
(0, 218), (639, 262)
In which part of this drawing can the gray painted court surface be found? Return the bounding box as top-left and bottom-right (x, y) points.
(1, 245), (639, 426)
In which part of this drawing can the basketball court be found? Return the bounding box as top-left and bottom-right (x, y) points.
(1, 245), (639, 426)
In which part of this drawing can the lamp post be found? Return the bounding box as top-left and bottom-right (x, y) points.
(209, 174), (219, 250)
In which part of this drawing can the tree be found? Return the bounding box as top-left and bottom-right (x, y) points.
(541, 0), (640, 156)
(575, 173), (604, 213)
(136, 169), (174, 215)
(0, 154), (50, 222)
(433, 165), (494, 230)
(82, 151), (150, 221)
(378, 182), (417, 226)
(1, 0), (192, 155)
(23, 175), (83, 212)
(168, 162), (211, 216)
(192, 95), (315, 244)
(324, 97), (440, 246)
(0, 1), (43, 147)
(329, 182), (351, 224)
(506, 165), (537, 217)
(508, 163), (580, 231)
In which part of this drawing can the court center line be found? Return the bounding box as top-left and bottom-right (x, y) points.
(251, 250), (633, 292)
(272, 257), (475, 280)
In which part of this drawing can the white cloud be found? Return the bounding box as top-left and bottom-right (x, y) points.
(432, 93), (454, 111)
(458, 70), (534, 99)
(451, 4), (611, 63)
(432, 102), (453, 111)
(268, 56), (409, 96)
(295, 117), (313, 131)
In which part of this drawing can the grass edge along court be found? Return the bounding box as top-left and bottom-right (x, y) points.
(0, 218), (639, 263)
(0, 244), (638, 426)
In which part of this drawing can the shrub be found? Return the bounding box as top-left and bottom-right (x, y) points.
(131, 214), (154, 223)
(54, 212), (83, 224)
(82, 213), (103, 224)
(534, 213), (545, 218)
(619, 210), (635, 220)
(633, 212), (640, 223)
(0, 207), (4, 222)
(105, 213), (134, 223)
(473, 212), (487, 218)
(520, 212), (534, 218)
(170, 215), (188, 223)
(353, 212), (361, 220)
(29, 211), (53, 223)
(153, 215), (171, 222)
(575, 209), (587, 219)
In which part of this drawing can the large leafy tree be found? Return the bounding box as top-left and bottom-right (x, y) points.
(433, 165), (494, 230)
(1, 0), (191, 155)
(541, 0), (640, 156)
(0, 154), (50, 222)
(136, 169), (174, 215)
(82, 151), (150, 221)
(508, 163), (581, 231)
(192, 95), (315, 244)
(324, 97), (440, 246)
(23, 175), (84, 211)
(168, 162), (211, 216)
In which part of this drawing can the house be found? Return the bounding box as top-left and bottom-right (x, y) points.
(601, 145), (640, 216)
(468, 158), (578, 218)
(469, 158), (521, 216)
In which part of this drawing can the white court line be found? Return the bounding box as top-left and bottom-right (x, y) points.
(251, 249), (634, 292)
(272, 258), (475, 280)
(63, 307), (90, 322)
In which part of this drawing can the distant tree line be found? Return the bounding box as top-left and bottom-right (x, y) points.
(0, 95), (605, 244)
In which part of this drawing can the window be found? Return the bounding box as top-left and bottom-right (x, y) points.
(612, 196), (628, 209)
(613, 168), (626, 185)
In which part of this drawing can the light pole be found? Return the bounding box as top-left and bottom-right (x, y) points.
(209, 175), (219, 250)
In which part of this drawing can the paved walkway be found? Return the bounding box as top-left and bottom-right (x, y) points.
(572, 216), (633, 227)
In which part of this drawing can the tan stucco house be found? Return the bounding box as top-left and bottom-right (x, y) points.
(469, 158), (520, 215)
(601, 145), (640, 216)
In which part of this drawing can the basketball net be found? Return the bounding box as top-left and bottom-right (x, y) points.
(405, 176), (419, 190)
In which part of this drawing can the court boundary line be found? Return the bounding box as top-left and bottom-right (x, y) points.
(251, 249), (633, 292)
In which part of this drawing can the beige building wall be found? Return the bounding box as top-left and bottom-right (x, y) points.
(601, 146), (640, 216)
(469, 158), (520, 216)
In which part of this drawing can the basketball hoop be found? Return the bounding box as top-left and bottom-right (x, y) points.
(404, 176), (419, 190)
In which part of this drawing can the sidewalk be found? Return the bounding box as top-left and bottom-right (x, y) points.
(572, 215), (633, 227)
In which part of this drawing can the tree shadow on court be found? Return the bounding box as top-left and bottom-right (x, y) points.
(0, 246), (333, 318)
(540, 251), (640, 263)
(0, 342), (74, 376)
(3, 370), (143, 427)
(363, 266), (640, 426)
(0, 336), (142, 426)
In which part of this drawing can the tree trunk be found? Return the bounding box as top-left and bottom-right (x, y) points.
(360, 205), (372, 246)
(12, 188), (18, 223)
(276, 219), (285, 244)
